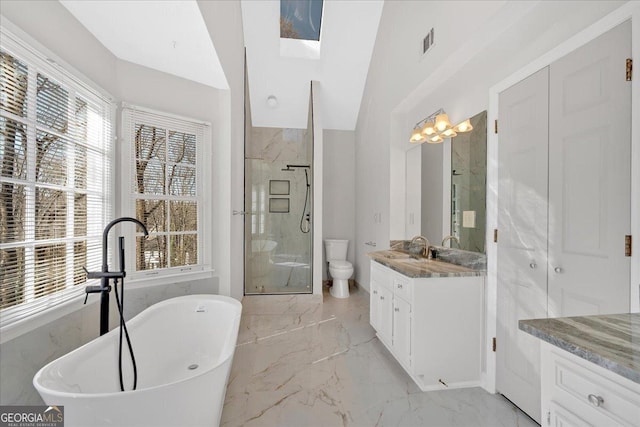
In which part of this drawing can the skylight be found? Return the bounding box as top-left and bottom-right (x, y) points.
(280, 0), (323, 41)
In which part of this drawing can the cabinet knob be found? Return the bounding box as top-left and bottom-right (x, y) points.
(397, 284), (403, 289)
(529, 262), (537, 269)
(373, 290), (377, 295)
(554, 266), (563, 273)
(587, 394), (604, 407)
(380, 296), (384, 300)
(394, 307), (399, 312)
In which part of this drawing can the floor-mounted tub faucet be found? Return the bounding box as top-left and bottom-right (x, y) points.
(84, 217), (149, 336)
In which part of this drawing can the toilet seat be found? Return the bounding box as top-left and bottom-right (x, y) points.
(329, 260), (352, 269)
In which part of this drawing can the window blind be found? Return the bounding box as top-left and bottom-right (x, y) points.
(122, 106), (205, 275)
(0, 27), (113, 328)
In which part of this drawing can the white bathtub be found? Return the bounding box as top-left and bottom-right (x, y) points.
(33, 295), (242, 427)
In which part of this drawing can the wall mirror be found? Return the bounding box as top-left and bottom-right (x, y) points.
(449, 110), (487, 252)
(401, 110), (487, 253)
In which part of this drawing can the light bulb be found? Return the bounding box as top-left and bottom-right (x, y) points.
(435, 113), (451, 132)
(421, 121), (436, 136)
(441, 128), (457, 138)
(454, 119), (473, 133)
(410, 128), (425, 143)
(428, 134), (443, 144)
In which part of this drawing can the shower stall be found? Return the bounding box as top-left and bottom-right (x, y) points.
(243, 84), (313, 295)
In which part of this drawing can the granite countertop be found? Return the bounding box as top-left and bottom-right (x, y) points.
(520, 313), (640, 384)
(368, 250), (485, 279)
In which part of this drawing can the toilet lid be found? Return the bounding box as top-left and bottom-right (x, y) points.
(330, 260), (352, 269)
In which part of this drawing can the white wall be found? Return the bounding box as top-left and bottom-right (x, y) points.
(0, 0), (242, 404)
(355, 0), (632, 390)
(198, 0), (245, 301)
(322, 130), (356, 280)
(355, 0), (627, 292)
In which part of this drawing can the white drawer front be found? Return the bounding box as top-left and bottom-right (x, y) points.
(552, 353), (640, 427)
(371, 262), (393, 291)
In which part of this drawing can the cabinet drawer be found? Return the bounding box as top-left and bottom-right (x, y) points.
(391, 273), (412, 301)
(550, 350), (640, 426)
(371, 262), (393, 291)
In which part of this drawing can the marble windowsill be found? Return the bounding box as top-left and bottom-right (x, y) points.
(368, 250), (485, 279)
(519, 313), (640, 384)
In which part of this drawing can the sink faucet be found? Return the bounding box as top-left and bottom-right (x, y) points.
(441, 235), (460, 247)
(84, 217), (149, 336)
(410, 235), (431, 259)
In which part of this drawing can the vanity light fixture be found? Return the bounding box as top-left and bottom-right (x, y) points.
(409, 108), (473, 144)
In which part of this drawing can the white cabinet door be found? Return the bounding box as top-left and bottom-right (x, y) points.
(378, 285), (393, 346)
(370, 280), (380, 331)
(392, 296), (411, 369)
(497, 66), (550, 424)
(547, 21), (631, 318)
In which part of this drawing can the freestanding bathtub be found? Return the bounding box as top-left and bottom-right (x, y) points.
(33, 294), (242, 427)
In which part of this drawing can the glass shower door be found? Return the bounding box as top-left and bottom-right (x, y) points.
(244, 159), (312, 294)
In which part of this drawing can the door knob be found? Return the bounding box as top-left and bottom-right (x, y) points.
(529, 262), (537, 269)
(554, 267), (563, 273)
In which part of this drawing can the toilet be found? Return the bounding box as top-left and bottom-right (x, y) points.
(324, 239), (354, 299)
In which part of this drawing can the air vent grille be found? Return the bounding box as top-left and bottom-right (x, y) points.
(422, 28), (435, 55)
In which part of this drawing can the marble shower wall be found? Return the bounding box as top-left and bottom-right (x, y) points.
(451, 111), (487, 253)
(244, 124), (313, 293)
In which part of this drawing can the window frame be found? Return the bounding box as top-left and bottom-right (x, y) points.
(0, 23), (115, 333)
(120, 103), (212, 284)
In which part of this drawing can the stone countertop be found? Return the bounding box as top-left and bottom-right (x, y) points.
(368, 250), (485, 279)
(520, 313), (640, 384)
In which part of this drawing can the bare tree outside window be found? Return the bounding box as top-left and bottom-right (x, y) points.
(133, 124), (198, 271)
(1, 49), (96, 311)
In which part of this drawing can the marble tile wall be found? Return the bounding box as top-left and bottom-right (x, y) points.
(244, 96), (313, 293)
(0, 278), (218, 405)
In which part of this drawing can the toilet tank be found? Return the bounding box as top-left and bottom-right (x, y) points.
(324, 239), (348, 261)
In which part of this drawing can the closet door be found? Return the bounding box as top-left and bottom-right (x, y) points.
(547, 21), (631, 317)
(496, 66), (549, 424)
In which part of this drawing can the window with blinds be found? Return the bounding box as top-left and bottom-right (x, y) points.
(0, 28), (112, 328)
(122, 107), (206, 276)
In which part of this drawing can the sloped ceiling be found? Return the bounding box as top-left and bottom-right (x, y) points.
(60, 0), (228, 89)
(241, 0), (384, 130)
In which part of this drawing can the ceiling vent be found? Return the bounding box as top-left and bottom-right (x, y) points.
(422, 28), (435, 56)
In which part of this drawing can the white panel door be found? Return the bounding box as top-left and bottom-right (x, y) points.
(548, 21), (631, 317)
(497, 66), (550, 424)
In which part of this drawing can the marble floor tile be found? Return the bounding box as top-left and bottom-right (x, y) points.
(221, 286), (538, 427)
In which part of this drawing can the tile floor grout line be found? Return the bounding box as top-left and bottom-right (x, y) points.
(236, 315), (338, 347)
(311, 348), (349, 365)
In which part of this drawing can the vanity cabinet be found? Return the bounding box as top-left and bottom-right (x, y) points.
(369, 260), (484, 391)
(540, 341), (640, 427)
